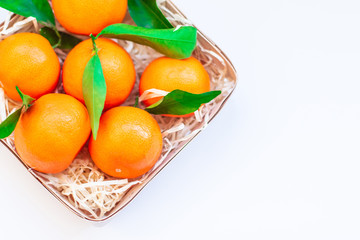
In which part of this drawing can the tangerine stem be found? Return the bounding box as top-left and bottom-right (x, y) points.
(90, 34), (98, 54)
(52, 27), (61, 49)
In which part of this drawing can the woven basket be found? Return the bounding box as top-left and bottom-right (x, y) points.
(0, 0), (237, 221)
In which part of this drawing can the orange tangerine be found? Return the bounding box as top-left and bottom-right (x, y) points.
(62, 38), (136, 109)
(0, 33), (60, 101)
(14, 94), (91, 174)
(52, 0), (128, 35)
(89, 106), (163, 178)
(139, 57), (210, 117)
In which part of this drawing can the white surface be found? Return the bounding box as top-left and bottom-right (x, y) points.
(0, 0), (360, 239)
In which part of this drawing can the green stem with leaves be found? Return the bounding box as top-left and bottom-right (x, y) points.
(0, 87), (35, 139)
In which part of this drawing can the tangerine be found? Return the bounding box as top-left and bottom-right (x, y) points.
(63, 38), (136, 109)
(139, 57), (210, 117)
(14, 94), (91, 174)
(52, 0), (128, 35)
(0, 33), (60, 102)
(89, 106), (163, 179)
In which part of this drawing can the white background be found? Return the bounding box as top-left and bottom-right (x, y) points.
(1, 0), (360, 239)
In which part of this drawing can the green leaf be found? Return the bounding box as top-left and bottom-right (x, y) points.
(128, 0), (173, 29)
(0, 0), (55, 27)
(0, 107), (23, 139)
(16, 86), (34, 109)
(145, 90), (221, 115)
(98, 24), (197, 59)
(82, 37), (106, 140)
(39, 27), (82, 49)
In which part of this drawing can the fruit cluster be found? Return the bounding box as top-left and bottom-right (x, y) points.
(0, 0), (219, 180)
